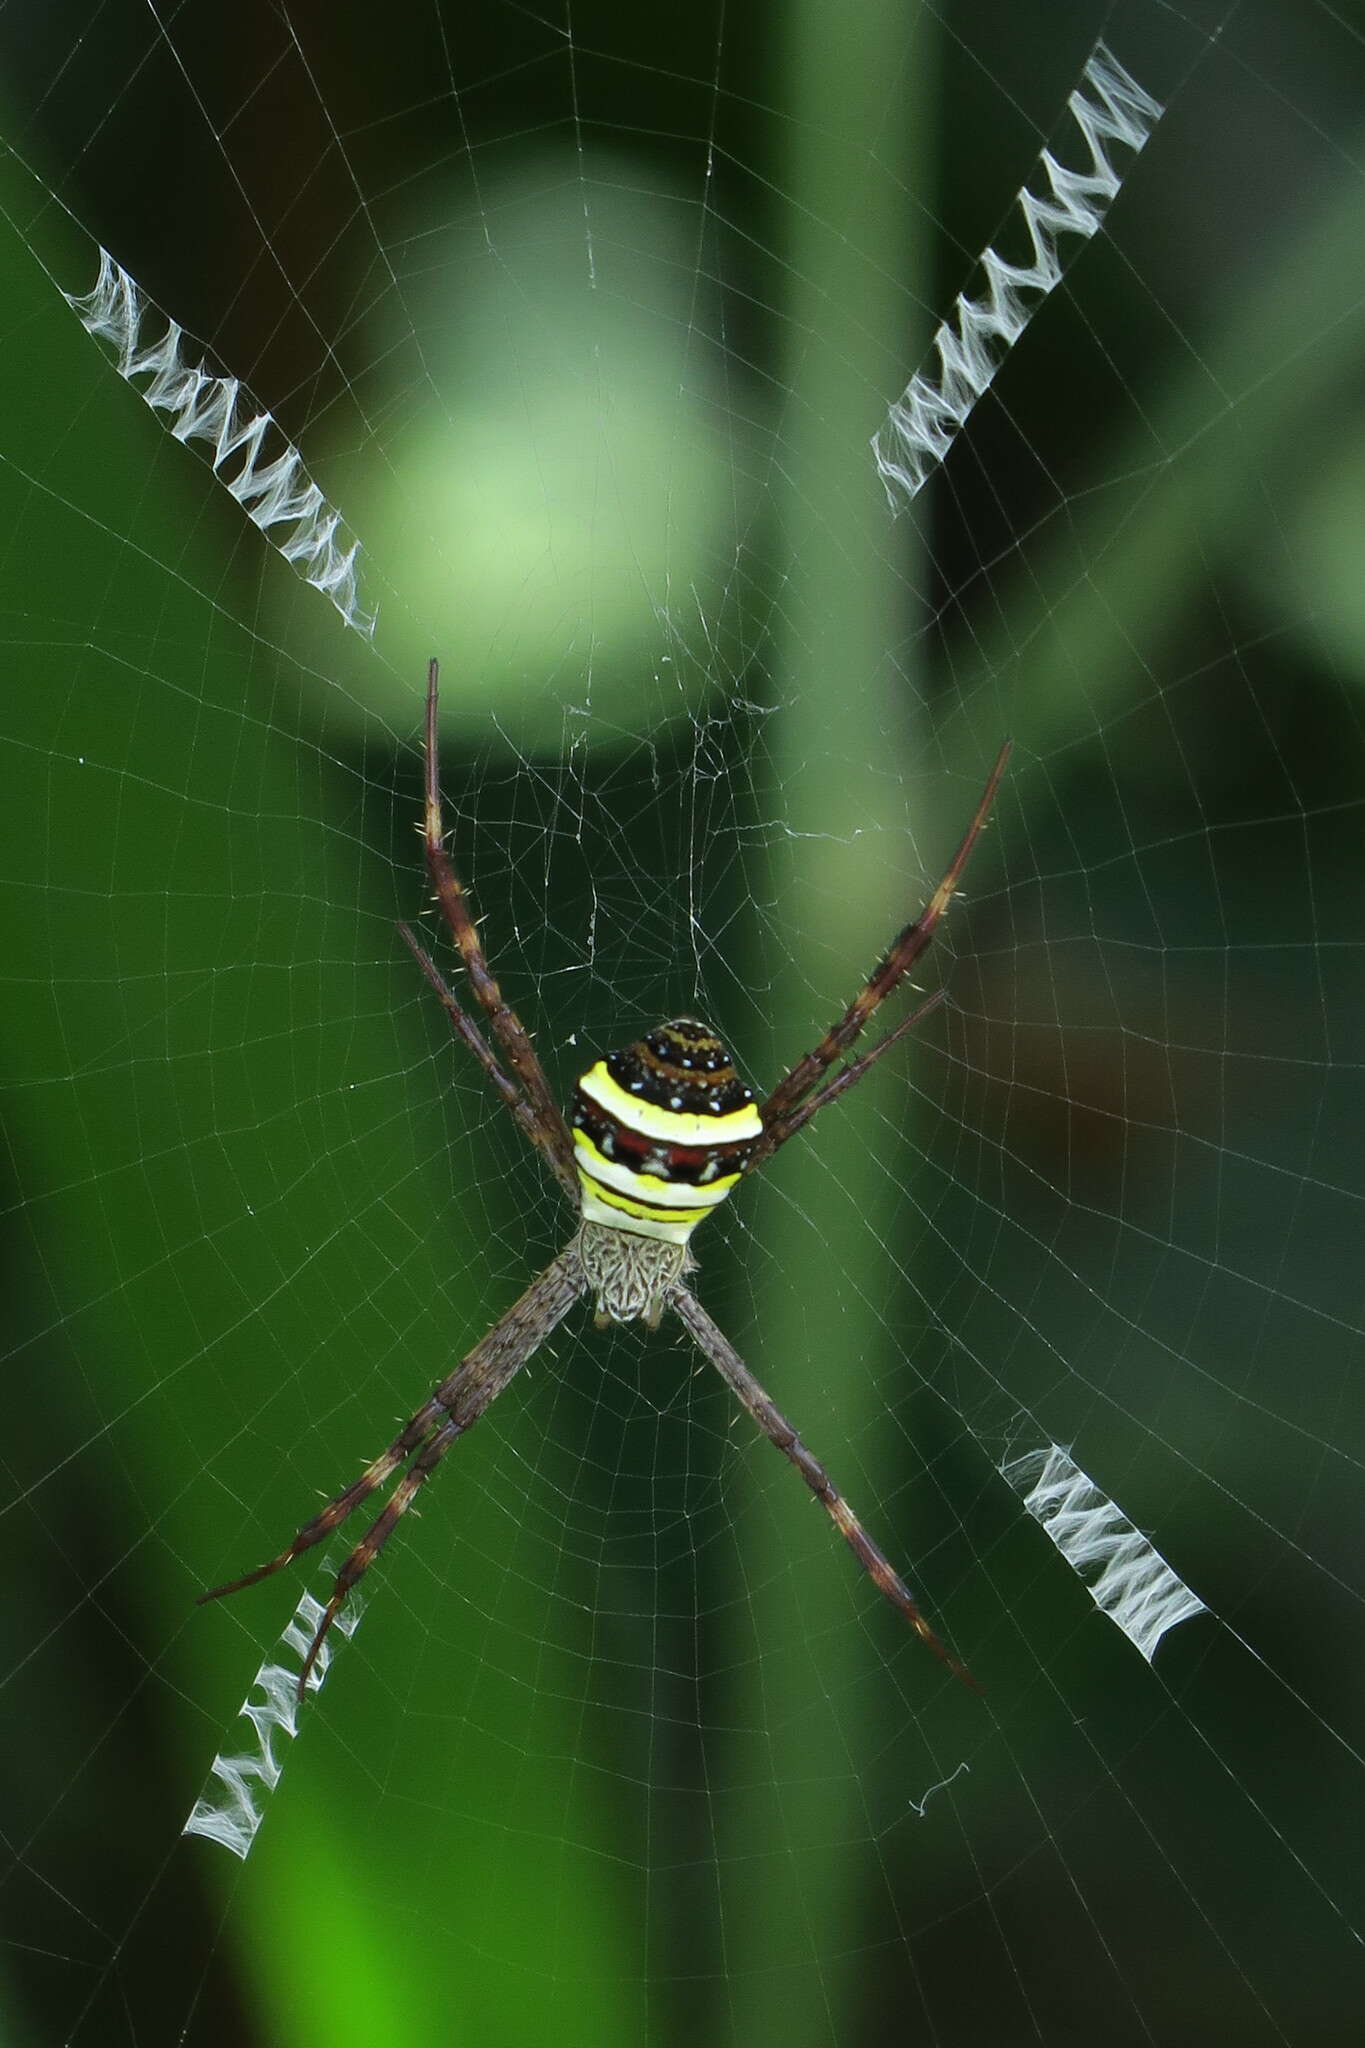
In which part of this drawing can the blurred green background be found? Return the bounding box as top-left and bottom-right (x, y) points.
(2, 2), (1364, 2042)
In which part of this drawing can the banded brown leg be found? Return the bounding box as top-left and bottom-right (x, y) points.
(418, 659), (577, 1183)
(748, 739), (1010, 1173)
(201, 1248), (588, 1693)
(670, 1284), (978, 1691)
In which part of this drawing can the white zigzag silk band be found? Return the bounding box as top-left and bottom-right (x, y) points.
(65, 248), (376, 637)
(183, 1578), (361, 1859)
(873, 41), (1163, 508)
(1002, 1444), (1206, 1664)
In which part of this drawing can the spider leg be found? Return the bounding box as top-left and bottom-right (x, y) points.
(750, 739), (1010, 1171)
(198, 1399), (449, 1603)
(755, 989), (945, 1157)
(418, 658), (577, 1184)
(398, 921), (577, 1201)
(670, 1283), (979, 1692)
(296, 1414), (463, 1696)
(199, 1247), (587, 1691)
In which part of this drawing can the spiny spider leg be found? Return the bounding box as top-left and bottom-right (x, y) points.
(398, 921), (577, 1200)
(759, 989), (946, 1155)
(198, 1397), (446, 1602)
(751, 738), (1011, 1169)
(670, 1284), (979, 1691)
(296, 1415), (463, 1696)
(419, 658), (577, 1182)
(201, 1248), (587, 1693)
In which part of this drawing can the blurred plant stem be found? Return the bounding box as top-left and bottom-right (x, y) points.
(721, 4), (937, 2038)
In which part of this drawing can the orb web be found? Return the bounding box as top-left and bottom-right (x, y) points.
(1, 4), (1362, 2042)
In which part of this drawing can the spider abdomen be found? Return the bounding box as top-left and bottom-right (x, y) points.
(572, 1017), (762, 1248)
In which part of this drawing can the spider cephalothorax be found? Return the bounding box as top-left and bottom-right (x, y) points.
(202, 659), (1008, 1696)
(573, 1016), (762, 1325)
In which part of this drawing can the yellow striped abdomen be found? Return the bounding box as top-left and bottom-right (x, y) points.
(572, 1017), (762, 1246)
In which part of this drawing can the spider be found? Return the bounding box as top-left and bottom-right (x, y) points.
(202, 659), (1009, 1697)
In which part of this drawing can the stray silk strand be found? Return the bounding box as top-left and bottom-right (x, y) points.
(183, 1575), (362, 1860)
(873, 40), (1163, 508)
(1002, 1443), (1207, 1664)
(64, 246), (376, 637)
